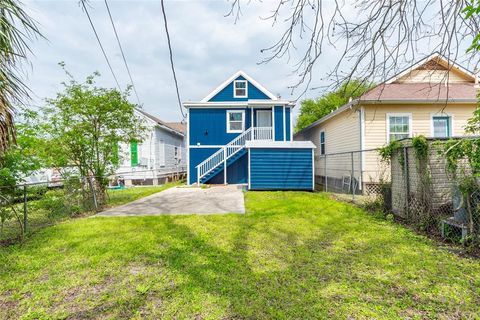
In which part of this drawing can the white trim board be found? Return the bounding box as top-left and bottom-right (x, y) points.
(201, 70), (278, 102)
(183, 100), (294, 108)
(189, 145), (224, 149)
(246, 141), (316, 149)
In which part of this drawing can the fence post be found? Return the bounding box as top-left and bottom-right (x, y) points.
(403, 146), (410, 218)
(351, 152), (355, 201)
(324, 155), (328, 192)
(23, 185), (27, 235)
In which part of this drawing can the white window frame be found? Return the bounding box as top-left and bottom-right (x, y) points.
(386, 113), (413, 143)
(319, 129), (326, 155)
(233, 80), (248, 98)
(226, 110), (245, 133)
(430, 113), (454, 138)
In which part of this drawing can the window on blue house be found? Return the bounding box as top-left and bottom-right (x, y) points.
(234, 80), (247, 98)
(227, 110), (245, 133)
(320, 130), (326, 155)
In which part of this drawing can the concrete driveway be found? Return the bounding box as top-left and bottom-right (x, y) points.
(96, 185), (245, 216)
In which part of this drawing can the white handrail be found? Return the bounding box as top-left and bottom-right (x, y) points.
(196, 126), (273, 184)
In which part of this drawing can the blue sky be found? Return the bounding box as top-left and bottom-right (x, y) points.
(24, 0), (338, 122)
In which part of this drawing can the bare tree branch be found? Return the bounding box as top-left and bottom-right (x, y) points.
(225, 0), (480, 99)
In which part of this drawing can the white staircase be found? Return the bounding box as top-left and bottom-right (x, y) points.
(196, 127), (272, 184)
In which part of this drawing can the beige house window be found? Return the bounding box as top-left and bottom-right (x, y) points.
(387, 114), (412, 142)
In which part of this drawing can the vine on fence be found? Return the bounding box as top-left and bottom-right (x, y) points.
(378, 140), (404, 167)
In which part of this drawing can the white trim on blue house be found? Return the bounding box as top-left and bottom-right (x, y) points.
(312, 148), (315, 191)
(246, 141), (316, 148)
(201, 70), (279, 102)
(183, 100), (295, 108)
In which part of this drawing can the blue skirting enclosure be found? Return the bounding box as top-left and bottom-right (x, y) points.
(247, 141), (315, 191)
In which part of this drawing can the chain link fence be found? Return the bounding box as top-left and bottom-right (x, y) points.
(0, 177), (97, 244)
(317, 138), (480, 250)
(315, 149), (391, 207)
(0, 171), (186, 244)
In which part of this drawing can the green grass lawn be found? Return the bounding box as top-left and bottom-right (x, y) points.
(1, 192), (480, 319)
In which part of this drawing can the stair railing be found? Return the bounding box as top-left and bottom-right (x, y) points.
(196, 126), (273, 184)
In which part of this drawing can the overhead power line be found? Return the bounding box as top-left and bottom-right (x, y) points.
(104, 0), (141, 106)
(80, 0), (122, 92)
(160, 0), (186, 119)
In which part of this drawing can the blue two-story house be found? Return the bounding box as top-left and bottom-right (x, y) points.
(184, 71), (315, 190)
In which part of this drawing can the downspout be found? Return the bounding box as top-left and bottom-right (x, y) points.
(358, 106), (365, 191)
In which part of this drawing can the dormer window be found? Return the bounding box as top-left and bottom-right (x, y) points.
(234, 80), (248, 98)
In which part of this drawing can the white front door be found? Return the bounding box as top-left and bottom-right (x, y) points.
(256, 110), (272, 127)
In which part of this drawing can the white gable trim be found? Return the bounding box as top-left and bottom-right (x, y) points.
(201, 70), (278, 102)
(385, 52), (476, 84)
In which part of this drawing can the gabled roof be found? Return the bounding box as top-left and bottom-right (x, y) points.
(201, 70), (278, 102)
(166, 122), (186, 134)
(135, 108), (184, 136)
(385, 52), (476, 84)
(295, 53), (479, 136)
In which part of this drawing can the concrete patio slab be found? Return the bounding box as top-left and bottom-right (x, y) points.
(96, 185), (245, 216)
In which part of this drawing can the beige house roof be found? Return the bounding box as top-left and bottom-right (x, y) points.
(296, 52), (479, 135)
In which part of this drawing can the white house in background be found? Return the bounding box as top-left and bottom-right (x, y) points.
(115, 109), (186, 186)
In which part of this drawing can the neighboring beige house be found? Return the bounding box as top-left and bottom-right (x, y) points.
(294, 53), (478, 193)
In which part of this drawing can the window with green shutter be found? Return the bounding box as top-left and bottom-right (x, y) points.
(130, 141), (138, 166)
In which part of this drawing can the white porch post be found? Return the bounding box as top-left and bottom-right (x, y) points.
(282, 105), (286, 141)
(271, 105), (275, 141)
(197, 167), (200, 185)
(223, 146), (227, 184)
(251, 106), (254, 140)
(250, 106), (254, 128)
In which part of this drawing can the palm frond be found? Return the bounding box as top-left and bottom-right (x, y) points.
(0, 0), (42, 153)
